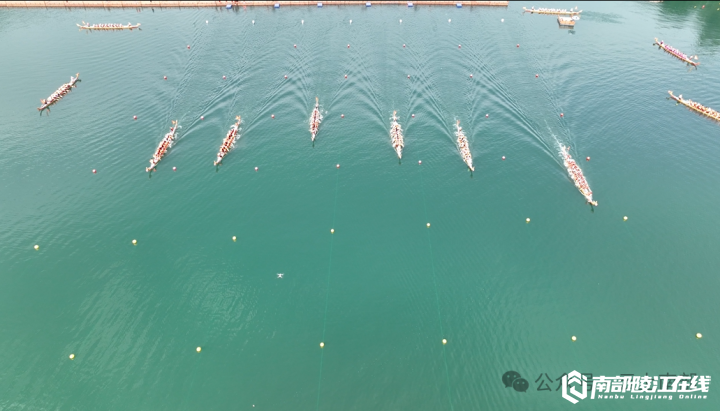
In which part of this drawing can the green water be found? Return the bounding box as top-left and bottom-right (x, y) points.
(1, 1), (719, 409)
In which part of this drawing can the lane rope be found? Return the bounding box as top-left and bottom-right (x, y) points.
(316, 167), (341, 411)
(418, 164), (455, 411)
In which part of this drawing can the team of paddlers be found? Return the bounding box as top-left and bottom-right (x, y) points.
(390, 111), (404, 159)
(455, 121), (475, 172)
(38, 74), (79, 111)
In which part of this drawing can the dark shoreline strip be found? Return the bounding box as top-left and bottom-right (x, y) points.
(0, 1), (508, 8)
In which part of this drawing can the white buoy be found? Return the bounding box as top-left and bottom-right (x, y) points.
(302, 20), (304, 24)
(571, 336), (577, 342)
(349, 20), (352, 24)
(623, 216), (628, 221)
(34, 244), (39, 250)
(399, 19), (402, 23)
(448, 19), (451, 23)
(426, 223), (430, 228)
(442, 339), (447, 345)
(330, 228), (335, 234)
(206, 20), (208, 24)
(501, 18), (504, 22)
(232, 236), (237, 242)
(320, 342), (325, 348)
(526, 218), (531, 223)
(696, 333), (703, 339)
(132, 239), (137, 245)
(196, 346), (202, 352)
(252, 20), (255, 25)
(69, 353), (75, 360)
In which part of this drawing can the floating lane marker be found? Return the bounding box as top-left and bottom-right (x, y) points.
(69, 353), (75, 360)
(320, 342), (325, 348)
(34, 244), (39, 250)
(442, 339), (447, 345)
(132, 239), (137, 245)
(571, 336), (577, 342)
(623, 216), (628, 221)
(232, 236), (237, 242)
(196, 346), (202, 352)
(696, 333), (703, 339)
(526, 218), (531, 223)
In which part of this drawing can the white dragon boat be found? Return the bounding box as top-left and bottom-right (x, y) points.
(146, 121), (179, 172)
(309, 97), (322, 142)
(390, 111), (404, 159)
(38, 73), (79, 113)
(214, 116), (241, 165)
(455, 120), (474, 172)
(560, 145), (597, 206)
(77, 22), (141, 30)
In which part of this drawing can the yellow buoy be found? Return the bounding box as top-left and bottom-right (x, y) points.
(132, 239), (137, 245)
(696, 333), (703, 339)
(34, 245), (39, 250)
(319, 342), (325, 348)
(232, 236), (237, 242)
(330, 229), (334, 234)
(571, 336), (577, 342)
(623, 216), (628, 221)
(526, 218), (530, 223)
(442, 339), (447, 345)
(426, 223), (430, 228)
(69, 353), (75, 360)
(196, 346), (202, 352)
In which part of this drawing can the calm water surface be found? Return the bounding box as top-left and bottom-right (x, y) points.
(1, 1), (719, 410)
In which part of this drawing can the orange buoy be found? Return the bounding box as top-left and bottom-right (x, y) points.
(586, 157), (590, 161)
(133, 115), (137, 120)
(223, 75), (226, 79)
(516, 44), (520, 47)
(344, 74), (347, 78)
(187, 45), (190, 49)
(163, 76), (167, 80)
(271, 114), (275, 118)
(284, 75), (287, 79)
(560, 113), (564, 117)
(347, 44), (350, 48)
(411, 114), (415, 118)
(173, 167), (177, 171)
(294, 44), (297, 48)
(535, 74), (538, 78)
(458, 44), (461, 48)
(92, 169), (97, 173)
(336, 164), (340, 168)
(403, 44), (406, 48)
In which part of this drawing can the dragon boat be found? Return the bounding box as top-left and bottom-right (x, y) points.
(37, 73), (79, 113)
(390, 111), (404, 159)
(668, 91), (720, 122)
(146, 121), (179, 172)
(523, 7), (582, 16)
(455, 120), (474, 172)
(214, 116), (242, 166)
(77, 22), (141, 30)
(560, 145), (597, 206)
(654, 38), (698, 66)
(309, 97), (322, 142)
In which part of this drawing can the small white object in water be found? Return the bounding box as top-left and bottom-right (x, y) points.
(252, 20), (255, 25)
(501, 18), (504, 22)
(399, 19), (402, 23)
(277, 273), (284, 278)
(301, 20), (304, 24)
(206, 20), (208, 24)
(349, 19), (352, 24)
(448, 19), (451, 23)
